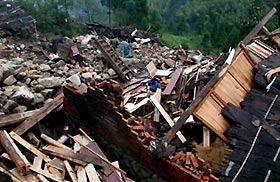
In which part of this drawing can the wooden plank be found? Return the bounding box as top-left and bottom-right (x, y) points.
(27, 132), (41, 147)
(42, 145), (111, 175)
(13, 93), (63, 135)
(125, 98), (149, 113)
(10, 131), (51, 162)
(29, 166), (65, 182)
(85, 164), (101, 182)
(0, 130), (29, 175)
(57, 135), (69, 144)
(150, 94), (186, 143)
(37, 174), (50, 182)
(77, 166), (87, 182)
(46, 166), (63, 179)
(213, 73), (247, 107)
(41, 133), (72, 150)
(0, 109), (38, 127)
(64, 160), (77, 182)
(203, 127), (210, 148)
(153, 89), (161, 122)
(33, 157), (43, 169)
(49, 158), (65, 171)
(162, 69), (182, 95)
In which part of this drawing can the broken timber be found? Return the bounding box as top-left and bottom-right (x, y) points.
(0, 130), (29, 175)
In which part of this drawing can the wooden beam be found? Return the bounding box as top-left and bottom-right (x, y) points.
(162, 69), (182, 95)
(153, 89), (161, 122)
(85, 164), (101, 182)
(77, 166), (87, 182)
(150, 95), (186, 143)
(10, 131), (51, 162)
(203, 127), (210, 148)
(0, 109), (38, 127)
(41, 133), (72, 150)
(29, 166), (65, 182)
(0, 130), (29, 175)
(42, 145), (112, 175)
(64, 160), (77, 182)
(13, 93), (63, 135)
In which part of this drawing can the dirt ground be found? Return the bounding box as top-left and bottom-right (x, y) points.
(195, 138), (227, 172)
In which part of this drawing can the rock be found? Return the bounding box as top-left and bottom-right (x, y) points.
(37, 77), (64, 88)
(25, 78), (31, 85)
(0, 112), (5, 117)
(3, 86), (18, 97)
(39, 64), (51, 72)
(11, 57), (24, 64)
(101, 73), (110, 80)
(16, 72), (28, 81)
(81, 72), (93, 80)
(3, 100), (18, 111)
(32, 93), (44, 105)
(107, 68), (116, 76)
(55, 60), (66, 67)
(11, 86), (35, 105)
(34, 84), (44, 92)
(13, 105), (27, 113)
(3, 75), (17, 85)
(0, 64), (14, 81)
(41, 89), (54, 99)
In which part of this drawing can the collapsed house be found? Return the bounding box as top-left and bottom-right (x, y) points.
(0, 2), (280, 182)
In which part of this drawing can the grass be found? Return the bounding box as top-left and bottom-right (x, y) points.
(160, 32), (201, 50)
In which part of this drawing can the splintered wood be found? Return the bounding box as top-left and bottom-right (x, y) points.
(0, 102), (126, 182)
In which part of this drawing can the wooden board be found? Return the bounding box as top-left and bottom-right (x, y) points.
(162, 69), (182, 95)
(213, 73), (247, 107)
(85, 164), (101, 182)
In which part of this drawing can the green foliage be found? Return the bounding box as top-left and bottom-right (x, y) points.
(16, 0), (280, 53)
(16, 0), (85, 36)
(161, 32), (200, 50)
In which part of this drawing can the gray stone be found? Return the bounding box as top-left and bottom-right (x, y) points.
(16, 71), (28, 81)
(39, 64), (51, 72)
(55, 60), (66, 67)
(3, 75), (17, 85)
(34, 84), (45, 92)
(101, 73), (110, 80)
(32, 93), (44, 105)
(0, 112), (5, 117)
(3, 100), (18, 111)
(13, 105), (28, 113)
(107, 68), (116, 76)
(81, 72), (93, 80)
(37, 77), (64, 88)
(11, 86), (35, 105)
(3, 86), (18, 97)
(25, 78), (31, 85)
(41, 89), (54, 99)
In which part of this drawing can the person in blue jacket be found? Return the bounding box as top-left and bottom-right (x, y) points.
(121, 40), (133, 58)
